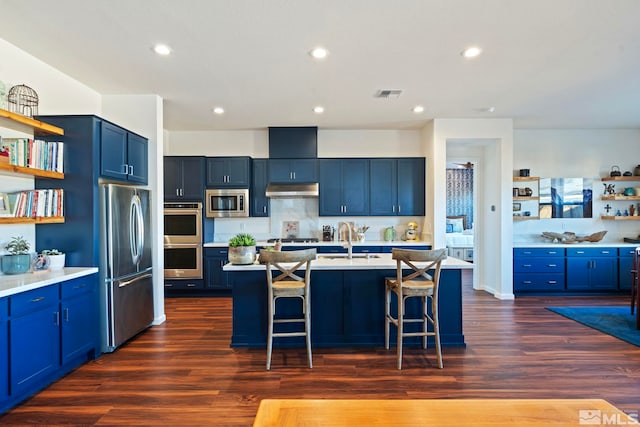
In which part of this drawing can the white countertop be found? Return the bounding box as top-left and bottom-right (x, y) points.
(0, 267), (99, 298)
(205, 240), (432, 248)
(223, 252), (472, 271)
(514, 242), (639, 248)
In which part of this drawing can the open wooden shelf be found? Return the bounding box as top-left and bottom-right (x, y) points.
(513, 216), (540, 220)
(513, 196), (540, 201)
(0, 108), (64, 136)
(601, 215), (640, 221)
(0, 216), (64, 224)
(513, 176), (540, 182)
(601, 195), (640, 201)
(601, 176), (640, 182)
(0, 162), (64, 179)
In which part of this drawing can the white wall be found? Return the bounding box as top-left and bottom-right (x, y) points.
(513, 129), (640, 242)
(0, 38), (101, 257)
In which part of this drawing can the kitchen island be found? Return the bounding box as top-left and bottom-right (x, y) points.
(225, 253), (471, 348)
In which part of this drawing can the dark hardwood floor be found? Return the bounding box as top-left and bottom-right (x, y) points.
(1, 282), (639, 425)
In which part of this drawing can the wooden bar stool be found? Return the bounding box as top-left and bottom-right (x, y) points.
(385, 248), (447, 369)
(260, 248), (317, 370)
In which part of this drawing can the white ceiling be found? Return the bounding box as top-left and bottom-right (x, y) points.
(1, 0), (640, 131)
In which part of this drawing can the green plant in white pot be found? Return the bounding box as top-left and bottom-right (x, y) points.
(41, 249), (65, 271)
(228, 233), (257, 265)
(2, 235), (32, 275)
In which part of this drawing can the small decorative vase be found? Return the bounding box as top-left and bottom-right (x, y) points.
(228, 246), (257, 265)
(1, 254), (32, 275)
(47, 254), (66, 271)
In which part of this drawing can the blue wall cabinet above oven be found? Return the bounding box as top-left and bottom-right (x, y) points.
(206, 157), (251, 188)
(319, 159), (369, 216)
(566, 248), (618, 291)
(164, 156), (205, 201)
(268, 159), (318, 183)
(251, 159), (269, 217)
(100, 121), (148, 184)
(370, 158), (425, 216)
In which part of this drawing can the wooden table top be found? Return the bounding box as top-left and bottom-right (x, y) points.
(253, 398), (634, 426)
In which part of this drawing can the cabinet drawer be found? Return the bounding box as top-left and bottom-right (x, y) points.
(164, 279), (204, 290)
(60, 276), (94, 299)
(619, 247), (637, 257)
(513, 257), (564, 273)
(204, 247), (229, 257)
(566, 247), (616, 257)
(514, 273), (565, 291)
(0, 297), (7, 317)
(9, 285), (58, 317)
(513, 248), (565, 257)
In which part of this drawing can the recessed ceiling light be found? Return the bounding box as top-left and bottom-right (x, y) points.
(153, 44), (172, 56)
(474, 106), (496, 113)
(461, 46), (482, 58)
(412, 105), (425, 113)
(309, 47), (329, 59)
(212, 107), (225, 115)
(313, 106), (325, 114)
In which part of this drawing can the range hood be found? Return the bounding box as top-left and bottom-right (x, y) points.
(265, 182), (319, 198)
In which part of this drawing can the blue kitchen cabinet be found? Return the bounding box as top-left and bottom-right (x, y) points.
(268, 159), (318, 183)
(251, 159), (269, 217)
(164, 156), (205, 201)
(9, 285), (60, 397)
(1, 274), (99, 413)
(619, 247), (635, 290)
(204, 247), (230, 290)
(0, 298), (7, 401)
(566, 247), (618, 291)
(60, 277), (98, 365)
(370, 158), (425, 216)
(100, 121), (148, 184)
(513, 248), (565, 293)
(206, 157), (251, 188)
(319, 159), (369, 216)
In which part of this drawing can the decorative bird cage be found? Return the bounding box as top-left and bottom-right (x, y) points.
(7, 84), (39, 117)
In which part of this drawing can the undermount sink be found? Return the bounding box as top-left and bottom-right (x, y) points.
(317, 254), (381, 260)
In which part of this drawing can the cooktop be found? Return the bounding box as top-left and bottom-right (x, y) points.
(267, 238), (320, 243)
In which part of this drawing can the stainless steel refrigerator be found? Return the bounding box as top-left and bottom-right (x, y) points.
(100, 183), (154, 353)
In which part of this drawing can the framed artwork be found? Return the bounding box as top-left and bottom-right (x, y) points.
(513, 202), (522, 212)
(0, 192), (11, 216)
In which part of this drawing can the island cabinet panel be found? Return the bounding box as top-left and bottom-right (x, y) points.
(566, 247), (618, 291)
(619, 247), (635, 290)
(230, 268), (464, 348)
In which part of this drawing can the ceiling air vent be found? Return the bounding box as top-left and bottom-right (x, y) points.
(375, 89), (402, 98)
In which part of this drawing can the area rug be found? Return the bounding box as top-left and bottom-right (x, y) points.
(546, 306), (640, 347)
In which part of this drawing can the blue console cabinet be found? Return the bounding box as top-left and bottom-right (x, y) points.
(513, 248), (565, 293)
(1, 274), (98, 414)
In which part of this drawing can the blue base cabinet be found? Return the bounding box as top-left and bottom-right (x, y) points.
(566, 247), (618, 291)
(513, 248), (565, 293)
(619, 247), (636, 290)
(230, 268), (464, 348)
(1, 274), (99, 414)
(204, 248), (230, 290)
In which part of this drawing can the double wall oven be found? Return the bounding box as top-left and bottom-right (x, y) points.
(164, 202), (202, 279)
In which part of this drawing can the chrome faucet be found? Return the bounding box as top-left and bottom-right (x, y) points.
(338, 222), (353, 259)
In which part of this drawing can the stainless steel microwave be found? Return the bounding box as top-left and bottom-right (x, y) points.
(205, 189), (249, 218)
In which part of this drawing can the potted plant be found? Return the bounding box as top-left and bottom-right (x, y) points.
(41, 249), (65, 271)
(2, 235), (31, 275)
(228, 233), (257, 265)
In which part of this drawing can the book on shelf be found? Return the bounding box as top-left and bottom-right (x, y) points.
(0, 137), (64, 173)
(9, 189), (64, 218)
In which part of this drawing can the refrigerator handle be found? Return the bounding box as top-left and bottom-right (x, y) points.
(118, 273), (153, 288)
(130, 195), (144, 266)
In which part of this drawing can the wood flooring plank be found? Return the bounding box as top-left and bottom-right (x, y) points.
(1, 288), (639, 425)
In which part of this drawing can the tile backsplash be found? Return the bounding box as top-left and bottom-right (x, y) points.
(210, 197), (425, 243)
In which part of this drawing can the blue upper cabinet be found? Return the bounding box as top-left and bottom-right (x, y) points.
(268, 159), (318, 183)
(100, 121), (148, 184)
(206, 157), (251, 188)
(370, 158), (425, 216)
(319, 159), (369, 216)
(164, 156), (205, 201)
(251, 159), (269, 216)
